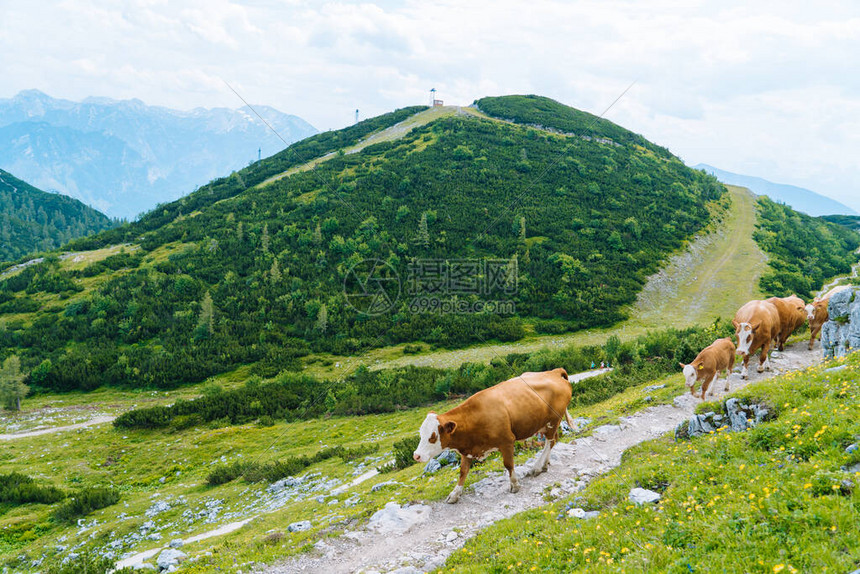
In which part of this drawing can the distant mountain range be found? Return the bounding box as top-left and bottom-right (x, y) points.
(0, 168), (114, 262)
(694, 164), (857, 216)
(0, 90), (318, 219)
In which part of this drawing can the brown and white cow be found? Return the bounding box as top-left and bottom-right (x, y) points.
(733, 299), (781, 379)
(412, 368), (572, 504)
(679, 337), (736, 400)
(806, 285), (852, 350)
(766, 295), (807, 351)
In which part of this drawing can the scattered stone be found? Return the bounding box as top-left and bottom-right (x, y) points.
(567, 507), (586, 518)
(288, 521), (312, 533)
(846, 443), (859, 454)
(145, 533), (161, 541)
(423, 459), (442, 474)
(371, 480), (401, 492)
(825, 365), (847, 373)
(159, 477), (166, 484)
(168, 539), (184, 549)
(132, 564), (156, 571)
(315, 496), (326, 503)
(437, 450), (459, 466)
(644, 384), (667, 391)
(390, 567), (421, 574)
(629, 487), (661, 505)
(268, 476), (302, 494)
(843, 463), (860, 474)
(156, 548), (187, 570)
(445, 531), (458, 543)
(367, 502), (431, 534)
(145, 501), (170, 517)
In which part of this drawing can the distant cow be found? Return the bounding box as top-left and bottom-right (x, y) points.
(806, 285), (852, 350)
(412, 368), (572, 504)
(766, 295), (807, 351)
(733, 300), (781, 378)
(679, 337), (736, 399)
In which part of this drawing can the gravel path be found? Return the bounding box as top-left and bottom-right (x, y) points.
(263, 341), (821, 574)
(0, 415), (116, 440)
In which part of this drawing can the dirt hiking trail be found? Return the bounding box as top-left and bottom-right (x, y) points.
(264, 341), (822, 574)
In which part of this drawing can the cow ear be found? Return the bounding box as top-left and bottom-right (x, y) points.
(678, 362), (686, 369)
(750, 321), (761, 332)
(442, 421), (457, 435)
(731, 319), (739, 330)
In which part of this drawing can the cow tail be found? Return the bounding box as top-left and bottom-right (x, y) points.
(565, 409), (573, 427)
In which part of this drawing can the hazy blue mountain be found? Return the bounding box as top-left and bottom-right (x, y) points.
(0, 90), (318, 219)
(694, 163), (857, 216)
(0, 168), (115, 262)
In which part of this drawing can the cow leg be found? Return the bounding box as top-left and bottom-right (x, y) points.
(758, 342), (771, 373)
(741, 354), (750, 379)
(445, 454), (472, 504)
(706, 373), (719, 398)
(529, 426), (558, 476)
(501, 442), (520, 493)
(809, 326), (820, 350)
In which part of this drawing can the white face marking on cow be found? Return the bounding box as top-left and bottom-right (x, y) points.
(736, 323), (754, 354)
(682, 364), (697, 388)
(413, 413), (444, 462)
(805, 304), (815, 322)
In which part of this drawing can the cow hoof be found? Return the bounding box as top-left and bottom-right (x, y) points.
(510, 483), (521, 494)
(445, 494), (460, 504)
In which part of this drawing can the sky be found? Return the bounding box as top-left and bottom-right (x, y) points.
(2, 0), (860, 210)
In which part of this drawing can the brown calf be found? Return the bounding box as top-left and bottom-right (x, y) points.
(733, 299), (781, 378)
(679, 337), (736, 399)
(412, 368), (572, 504)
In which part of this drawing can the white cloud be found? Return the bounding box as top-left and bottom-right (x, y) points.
(1, 0), (860, 209)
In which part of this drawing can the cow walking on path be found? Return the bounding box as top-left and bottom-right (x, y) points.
(680, 337), (736, 399)
(733, 300), (781, 378)
(412, 368), (573, 504)
(766, 295), (807, 351)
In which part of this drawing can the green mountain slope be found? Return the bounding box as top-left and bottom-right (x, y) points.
(0, 169), (115, 262)
(754, 196), (860, 299)
(2, 96), (729, 391)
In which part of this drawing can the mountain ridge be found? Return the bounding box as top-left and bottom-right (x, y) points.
(0, 90), (318, 218)
(0, 168), (115, 262)
(694, 163), (857, 216)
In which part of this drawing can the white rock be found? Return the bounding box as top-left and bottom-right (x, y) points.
(629, 487), (661, 505)
(168, 539), (184, 548)
(288, 520), (312, 532)
(156, 548), (187, 570)
(367, 502), (431, 535)
(445, 531), (459, 543)
(567, 507), (586, 518)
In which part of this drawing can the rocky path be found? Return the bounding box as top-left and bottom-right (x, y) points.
(264, 341), (821, 574)
(0, 415), (115, 441)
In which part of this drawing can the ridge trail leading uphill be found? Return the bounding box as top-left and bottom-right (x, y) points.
(264, 341), (821, 574)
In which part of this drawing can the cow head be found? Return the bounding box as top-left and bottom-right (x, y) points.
(735, 321), (758, 355)
(679, 362), (698, 390)
(413, 412), (456, 462)
(806, 303), (816, 322)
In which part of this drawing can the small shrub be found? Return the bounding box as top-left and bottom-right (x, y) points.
(207, 461), (248, 486)
(0, 472), (65, 505)
(257, 415), (276, 427)
(42, 549), (132, 574)
(263, 531), (284, 545)
(170, 414), (203, 432)
(53, 487), (120, 522)
(694, 400), (722, 415)
(393, 436), (420, 470)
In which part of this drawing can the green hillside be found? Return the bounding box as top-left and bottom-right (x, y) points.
(0, 169), (115, 262)
(1, 96), (729, 391)
(754, 197), (860, 299)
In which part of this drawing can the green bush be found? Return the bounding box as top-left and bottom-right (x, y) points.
(0, 472), (65, 504)
(53, 487), (120, 523)
(393, 436), (420, 470)
(42, 549), (133, 574)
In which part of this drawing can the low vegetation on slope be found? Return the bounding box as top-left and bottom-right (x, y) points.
(113, 321), (731, 429)
(0, 169), (115, 263)
(444, 354), (860, 573)
(2, 96), (726, 391)
(754, 197), (860, 299)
